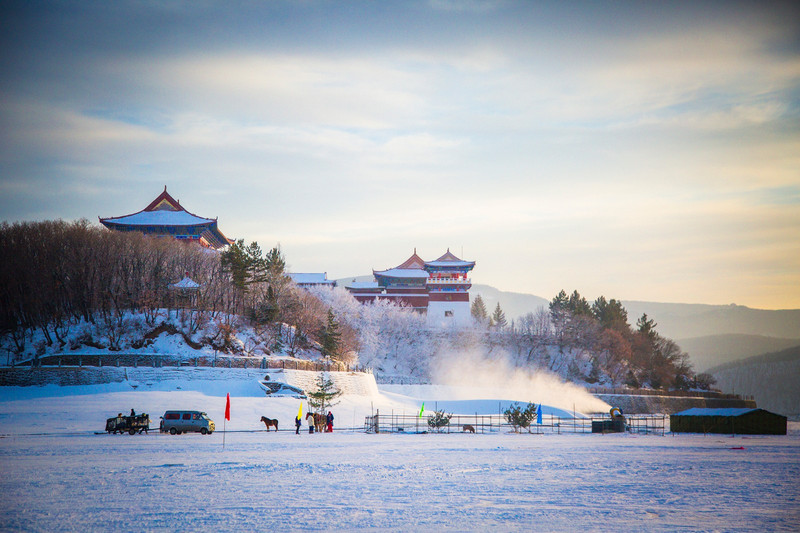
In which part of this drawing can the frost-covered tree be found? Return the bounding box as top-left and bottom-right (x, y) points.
(471, 294), (488, 322)
(491, 303), (507, 329)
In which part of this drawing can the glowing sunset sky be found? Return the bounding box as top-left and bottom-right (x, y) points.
(1, 1), (798, 309)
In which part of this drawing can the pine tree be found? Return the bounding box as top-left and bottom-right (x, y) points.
(220, 239), (250, 291)
(491, 303), (507, 329)
(567, 290), (592, 317)
(264, 246), (286, 278)
(307, 373), (342, 413)
(320, 309), (342, 359)
(427, 410), (452, 432)
(549, 290), (569, 339)
(592, 296), (629, 332)
(504, 402), (537, 433)
(471, 294), (488, 322)
(636, 313), (658, 341)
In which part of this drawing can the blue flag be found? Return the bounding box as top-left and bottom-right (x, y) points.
(537, 404), (542, 425)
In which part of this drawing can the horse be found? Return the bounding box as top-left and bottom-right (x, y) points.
(306, 412), (325, 433)
(462, 424), (476, 433)
(307, 412), (325, 433)
(260, 416), (279, 431)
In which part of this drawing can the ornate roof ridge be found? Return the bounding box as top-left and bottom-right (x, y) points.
(393, 248), (427, 269)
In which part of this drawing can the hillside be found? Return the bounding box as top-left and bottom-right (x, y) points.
(708, 345), (800, 418)
(619, 301), (800, 340)
(470, 284), (549, 319)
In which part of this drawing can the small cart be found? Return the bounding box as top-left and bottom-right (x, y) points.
(105, 413), (151, 435)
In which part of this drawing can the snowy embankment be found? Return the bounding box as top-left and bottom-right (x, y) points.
(2, 374), (800, 531)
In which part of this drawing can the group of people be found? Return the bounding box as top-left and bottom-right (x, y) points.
(295, 411), (334, 434)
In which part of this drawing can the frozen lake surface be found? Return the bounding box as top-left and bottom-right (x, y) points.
(1, 383), (799, 531)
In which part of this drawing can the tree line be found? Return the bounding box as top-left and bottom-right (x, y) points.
(470, 291), (715, 391)
(0, 220), (355, 360)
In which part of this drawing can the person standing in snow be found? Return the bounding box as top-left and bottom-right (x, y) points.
(308, 413), (315, 434)
(295, 416), (301, 435)
(326, 411), (334, 432)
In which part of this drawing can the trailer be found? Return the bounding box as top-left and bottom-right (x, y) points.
(105, 413), (151, 435)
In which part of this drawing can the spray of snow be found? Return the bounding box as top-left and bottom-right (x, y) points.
(430, 349), (611, 414)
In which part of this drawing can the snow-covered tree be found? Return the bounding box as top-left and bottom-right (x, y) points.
(491, 303), (507, 329)
(471, 294), (488, 322)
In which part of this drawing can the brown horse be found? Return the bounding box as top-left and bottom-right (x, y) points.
(462, 424), (476, 433)
(260, 416), (279, 431)
(306, 412), (325, 433)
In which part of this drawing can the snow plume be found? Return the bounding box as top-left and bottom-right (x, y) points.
(430, 349), (611, 414)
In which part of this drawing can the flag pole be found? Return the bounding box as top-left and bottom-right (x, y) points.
(223, 392), (231, 450)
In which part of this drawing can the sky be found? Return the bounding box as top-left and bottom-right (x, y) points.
(1, 1), (799, 310)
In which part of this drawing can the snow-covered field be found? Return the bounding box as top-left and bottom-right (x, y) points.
(2, 378), (799, 531)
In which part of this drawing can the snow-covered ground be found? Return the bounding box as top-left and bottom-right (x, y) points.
(2, 377), (799, 531)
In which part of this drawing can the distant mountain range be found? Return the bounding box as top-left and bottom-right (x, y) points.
(469, 284), (800, 371)
(707, 345), (800, 418)
(673, 335), (800, 372)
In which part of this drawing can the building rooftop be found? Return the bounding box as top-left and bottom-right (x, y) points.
(99, 187), (232, 249)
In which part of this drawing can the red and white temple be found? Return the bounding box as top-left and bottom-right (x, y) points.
(346, 249), (475, 326)
(424, 249), (476, 327)
(99, 187), (233, 250)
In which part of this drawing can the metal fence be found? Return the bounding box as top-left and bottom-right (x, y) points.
(364, 411), (667, 436)
(11, 353), (369, 374)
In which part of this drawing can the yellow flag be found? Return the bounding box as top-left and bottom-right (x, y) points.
(297, 403), (303, 419)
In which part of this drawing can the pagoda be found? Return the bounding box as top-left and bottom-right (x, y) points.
(424, 249), (475, 327)
(345, 249), (475, 325)
(99, 187), (233, 250)
(372, 249), (430, 312)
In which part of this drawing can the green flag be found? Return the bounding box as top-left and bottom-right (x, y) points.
(419, 402), (425, 418)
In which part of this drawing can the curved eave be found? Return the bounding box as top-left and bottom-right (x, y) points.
(373, 268), (430, 279)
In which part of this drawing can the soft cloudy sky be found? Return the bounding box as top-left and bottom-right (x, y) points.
(1, 1), (799, 309)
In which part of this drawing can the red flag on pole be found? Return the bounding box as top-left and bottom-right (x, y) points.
(225, 393), (231, 421)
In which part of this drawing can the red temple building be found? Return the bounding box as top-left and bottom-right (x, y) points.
(346, 249), (475, 327)
(424, 249), (476, 327)
(99, 187), (233, 250)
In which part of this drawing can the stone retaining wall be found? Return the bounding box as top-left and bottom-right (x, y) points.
(0, 366), (379, 397)
(596, 393), (757, 415)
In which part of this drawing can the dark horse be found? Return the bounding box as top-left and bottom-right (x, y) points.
(260, 416), (279, 431)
